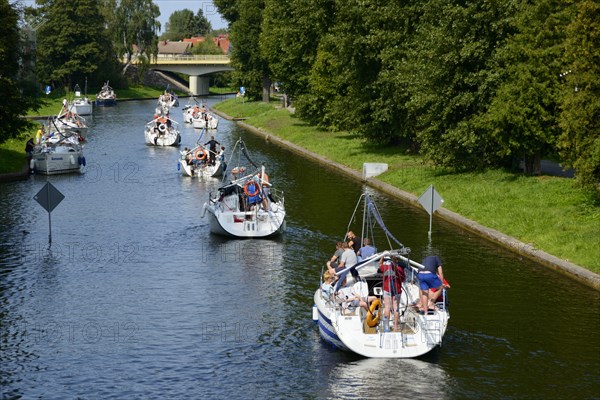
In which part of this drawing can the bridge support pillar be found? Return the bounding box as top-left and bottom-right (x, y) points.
(189, 76), (210, 96)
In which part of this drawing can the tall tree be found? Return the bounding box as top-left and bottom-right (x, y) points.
(161, 8), (210, 40)
(36, 0), (113, 90)
(192, 9), (212, 36)
(485, 0), (575, 174)
(227, 0), (270, 101)
(403, 0), (516, 169)
(558, 0), (600, 186)
(0, 0), (38, 143)
(102, 0), (161, 74)
(260, 0), (332, 102)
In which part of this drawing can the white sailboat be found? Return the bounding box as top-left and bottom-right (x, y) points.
(201, 139), (286, 238)
(178, 129), (226, 178)
(313, 193), (450, 358)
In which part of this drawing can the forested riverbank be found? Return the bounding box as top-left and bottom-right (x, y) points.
(213, 98), (599, 283)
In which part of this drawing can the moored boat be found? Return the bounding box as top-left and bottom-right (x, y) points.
(56, 102), (88, 140)
(68, 84), (92, 115)
(31, 125), (85, 175)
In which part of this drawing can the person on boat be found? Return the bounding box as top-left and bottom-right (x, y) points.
(335, 279), (377, 313)
(35, 125), (44, 144)
(326, 242), (345, 274)
(379, 253), (406, 331)
(357, 238), (376, 261)
(217, 146), (226, 162)
(257, 170), (271, 211)
(321, 271), (334, 297)
(335, 242), (358, 273)
(346, 231), (361, 254)
(418, 255), (448, 315)
(204, 136), (221, 165)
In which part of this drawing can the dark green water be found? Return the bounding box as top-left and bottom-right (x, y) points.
(0, 98), (598, 399)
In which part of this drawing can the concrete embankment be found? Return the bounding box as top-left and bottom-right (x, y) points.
(212, 108), (600, 290)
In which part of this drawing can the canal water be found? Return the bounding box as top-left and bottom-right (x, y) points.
(1, 98), (598, 399)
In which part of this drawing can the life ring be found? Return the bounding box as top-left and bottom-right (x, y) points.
(194, 148), (207, 160)
(158, 123), (166, 133)
(244, 180), (260, 197)
(366, 299), (381, 327)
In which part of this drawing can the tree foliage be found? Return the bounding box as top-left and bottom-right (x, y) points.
(218, 0), (270, 101)
(36, 0), (114, 89)
(191, 36), (224, 55)
(0, 0), (38, 143)
(101, 0), (160, 73)
(558, 0), (600, 186)
(161, 8), (211, 41)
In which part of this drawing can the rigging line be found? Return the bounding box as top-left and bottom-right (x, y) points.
(366, 196), (405, 250)
(345, 193), (366, 242)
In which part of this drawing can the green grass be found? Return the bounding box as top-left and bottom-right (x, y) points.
(209, 87), (236, 95)
(0, 126), (39, 173)
(214, 98), (600, 273)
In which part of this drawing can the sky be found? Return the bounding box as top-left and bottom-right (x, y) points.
(12, 0), (229, 32)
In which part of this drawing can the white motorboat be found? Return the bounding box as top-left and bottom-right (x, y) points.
(68, 84), (92, 115)
(31, 129), (86, 175)
(95, 81), (117, 106)
(178, 129), (226, 178)
(144, 114), (181, 146)
(201, 139), (285, 238)
(313, 193), (450, 358)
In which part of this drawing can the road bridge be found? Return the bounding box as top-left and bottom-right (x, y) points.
(134, 54), (233, 95)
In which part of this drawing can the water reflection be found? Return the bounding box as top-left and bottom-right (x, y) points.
(324, 357), (452, 400)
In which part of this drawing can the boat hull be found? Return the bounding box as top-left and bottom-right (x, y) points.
(314, 274), (449, 358)
(144, 126), (181, 146)
(95, 98), (116, 107)
(204, 202), (286, 238)
(32, 146), (84, 175)
(71, 101), (92, 116)
(179, 159), (225, 178)
(192, 116), (219, 130)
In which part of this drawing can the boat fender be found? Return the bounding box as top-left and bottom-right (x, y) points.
(366, 299), (382, 328)
(244, 181), (261, 197)
(82, 156), (86, 166)
(158, 123), (166, 133)
(177, 162), (181, 171)
(29, 158), (35, 171)
(177, 135), (181, 144)
(200, 203), (207, 218)
(194, 148), (207, 160)
(312, 305), (318, 322)
(154, 137), (158, 146)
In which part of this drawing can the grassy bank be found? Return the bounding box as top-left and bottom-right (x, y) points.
(214, 98), (600, 273)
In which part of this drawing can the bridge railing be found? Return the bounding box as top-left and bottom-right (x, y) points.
(152, 54), (231, 63)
